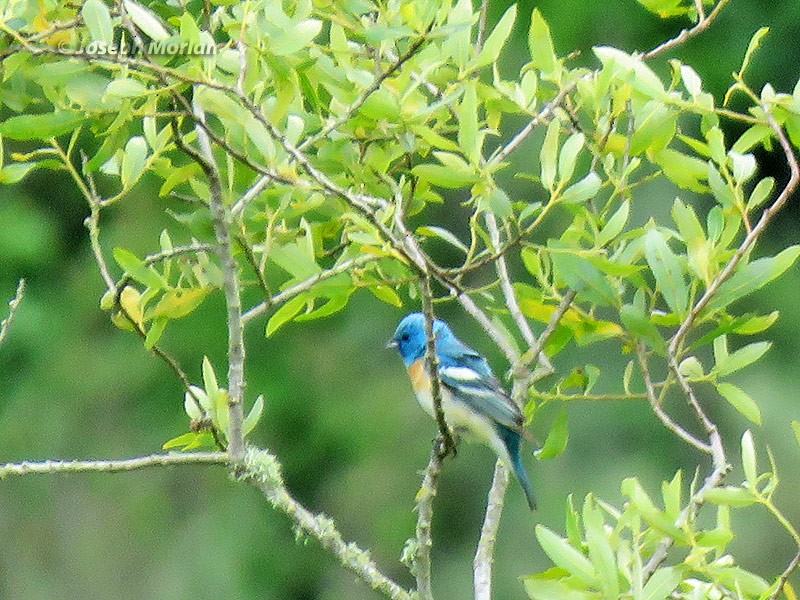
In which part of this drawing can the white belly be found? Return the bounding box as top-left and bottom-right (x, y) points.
(414, 387), (512, 465)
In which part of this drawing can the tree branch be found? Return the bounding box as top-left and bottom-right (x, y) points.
(0, 279), (25, 350)
(415, 438), (446, 600)
(182, 99), (247, 461)
(241, 255), (379, 324)
(300, 24), (433, 150)
(473, 460), (509, 600)
(473, 289), (576, 599)
(643, 0), (732, 60)
(769, 550), (800, 600)
(669, 107), (800, 356)
(635, 344), (712, 454)
(0, 452), (228, 479)
(240, 447), (414, 600)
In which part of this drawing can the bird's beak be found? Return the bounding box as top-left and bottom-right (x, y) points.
(384, 339), (398, 350)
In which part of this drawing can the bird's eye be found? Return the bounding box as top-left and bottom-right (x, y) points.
(400, 333), (410, 342)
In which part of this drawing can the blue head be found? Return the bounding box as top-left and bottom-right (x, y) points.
(387, 312), (452, 366)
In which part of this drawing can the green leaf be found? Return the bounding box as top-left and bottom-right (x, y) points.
(144, 316), (168, 349)
(295, 293), (351, 321)
(634, 0), (691, 18)
(678, 356), (704, 380)
(528, 9), (558, 75)
(195, 87), (245, 121)
(535, 408), (569, 459)
(417, 226), (469, 254)
(714, 341), (770, 377)
(148, 288), (208, 320)
(473, 4), (516, 69)
(621, 478), (685, 540)
(583, 496), (619, 599)
(106, 78), (147, 99)
(0, 111), (85, 140)
(0, 162), (38, 184)
(741, 430), (757, 486)
(645, 229), (687, 315)
(738, 27), (770, 80)
(621, 292), (666, 353)
(113, 247), (164, 289)
(597, 200), (629, 246)
(551, 247), (617, 307)
(791, 421), (800, 447)
(243, 395), (264, 436)
(521, 247), (542, 279)
(733, 311), (779, 335)
(540, 119), (560, 190)
(523, 576), (595, 600)
(707, 163), (736, 207)
(363, 283), (399, 307)
(706, 246), (800, 313)
(534, 525), (596, 586)
(641, 567), (683, 600)
(162, 431), (214, 451)
(202, 356), (219, 398)
(716, 382), (761, 425)
(412, 152), (478, 189)
(269, 19), (322, 56)
(266, 295), (307, 337)
(123, 0), (170, 41)
(662, 470), (682, 519)
(482, 187), (513, 219)
(270, 243), (321, 280)
(747, 177), (774, 211)
(457, 81), (479, 164)
(560, 172), (600, 205)
(558, 133), (584, 184)
(120, 136), (148, 189)
(652, 148), (708, 192)
(82, 0), (114, 43)
(707, 565), (769, 596)
(704, 486), (758, 507)
(672, 199), (709, 281)
(594, 46), (665, 98)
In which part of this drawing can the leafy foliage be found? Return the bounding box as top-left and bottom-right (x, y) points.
(2, 0), (800, 598)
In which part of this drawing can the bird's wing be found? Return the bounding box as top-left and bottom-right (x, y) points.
(438, 355), (523, 432)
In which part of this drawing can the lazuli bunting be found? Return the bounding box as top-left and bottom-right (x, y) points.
(387, 313), (536, 510)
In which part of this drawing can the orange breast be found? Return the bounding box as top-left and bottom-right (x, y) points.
(408, 359), (431, 394)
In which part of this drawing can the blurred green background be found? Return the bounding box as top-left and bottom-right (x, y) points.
(2, 1), (800, 598)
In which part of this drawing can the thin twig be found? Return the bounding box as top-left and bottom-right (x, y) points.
(241, 448), (414, 600)
(0, 279), (25, 350)
(473, 461), (509, 600)
(456, 292), (520, 365)
(189, 99), (247, 461)
(476, 0), (490, 51)
(642, 351), (729, 580)
(300, 24), (433, 150)
(415, 438), (445, 600)
(241, 255), (378, 324)
(473, 289), (575, 599)
(0, 452), (228, 479)
(635, 344), (712, 454)
(643, 0), (732, 60)
(486, 213), (536, 353)
(669, 107), (800, 356)
(420, 276), (456, 456)
(525, 290), (576, 381)
(489, 81), (579, 166)
(768, 550), (800, 600)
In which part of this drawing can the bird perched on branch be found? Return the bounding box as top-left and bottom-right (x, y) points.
(386, 312), (536, 510)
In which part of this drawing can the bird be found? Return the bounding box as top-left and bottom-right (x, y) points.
(386, 312), (537, 510)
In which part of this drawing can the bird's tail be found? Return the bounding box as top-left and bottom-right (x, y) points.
(497, 426), (537, 510)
